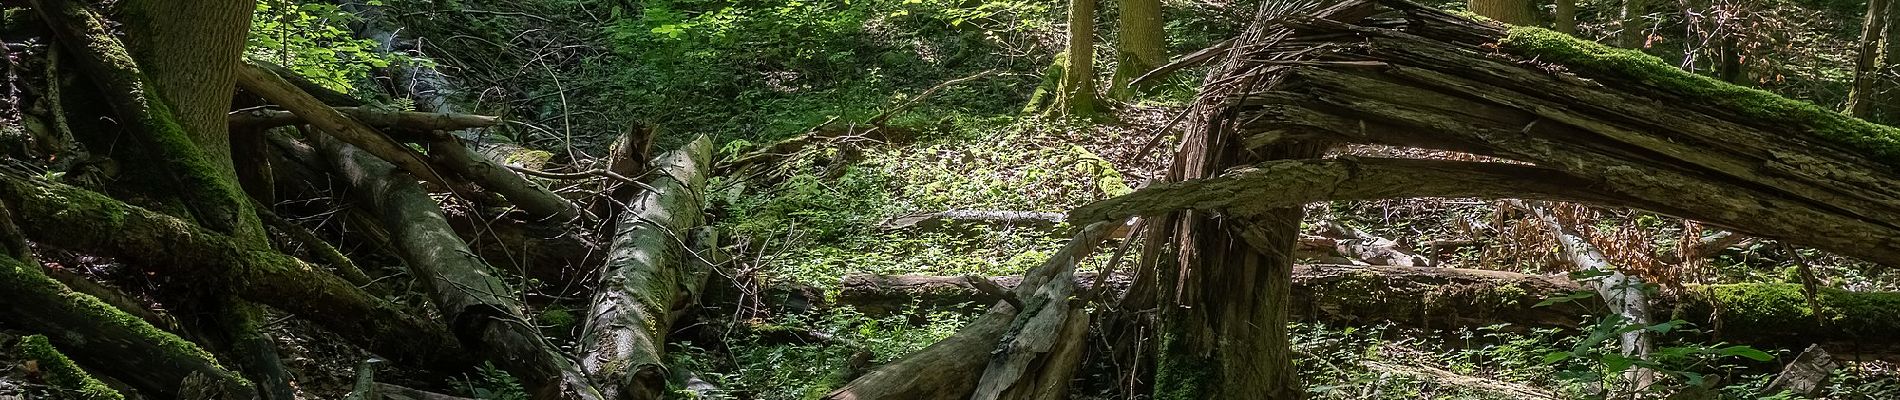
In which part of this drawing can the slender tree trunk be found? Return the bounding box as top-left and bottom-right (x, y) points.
(1055, 0), (1100, 116)
(1110, 0), (1166, 98)
(1848, 0), (1894, 118)
(1554, 0), (1578, 34)
(1469, 0), (1541, 26)
(1618, 0), (1650, 48)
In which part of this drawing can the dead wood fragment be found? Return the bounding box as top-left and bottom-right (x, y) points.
(879, 210), (1068, 233)
(237, 62), (473, 196)
(823, 222), (1118, 400)
(428, 136), (581, 223)
(312, 134), (601, 400)
(578, 136), (713, 400)
(1765, 345), (1838, 397)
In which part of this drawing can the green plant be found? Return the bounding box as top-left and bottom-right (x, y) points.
(248, 0), (428, 92)
(459, 362), (529, 400)
(1534, 287), (1775, 397)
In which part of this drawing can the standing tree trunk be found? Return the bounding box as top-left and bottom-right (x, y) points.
(1109, 0), (1166, 99)
(1469, 0), (1541, 26)
(1554, 0), (1578, 34)
(118, 0), (255, 187)
(1054, 0), (1101, 116)
(1618, 0), (1650, 48)
(1847, 0), (1894, 118)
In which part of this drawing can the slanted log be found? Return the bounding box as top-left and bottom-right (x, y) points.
(235, 63), (470, 195)
(229, 108), (498, 132)
(0, 170), (467, 373)
(313, 134), (602, 400)
(823, 222), (1119, 400)
(968, 223), (1116, 399)
(578, 136), (712, 400)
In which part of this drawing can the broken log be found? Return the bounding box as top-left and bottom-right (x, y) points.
(236, 62), (471, 195)
(578, 136), (712, 400)
(312, 134), (601, 400)
(878, 210), (1067, 233)
(836, 265), (1900, 360)
(229, 107), (499, 132)
(428, 137), (581, 223)
(823, 222), (1118, 400)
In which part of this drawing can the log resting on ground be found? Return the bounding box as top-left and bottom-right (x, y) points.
(823, 222), (1119, 400)
(838, 265), (1900, 361)
(0, 171), (467, 370)
(312, 135), (601, 400)
(578, 136), (713, 400)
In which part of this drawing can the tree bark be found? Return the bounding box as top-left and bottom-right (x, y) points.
(1847, 0), (1894, 118)
(578, 136), (713, 400)
(1469, 0), (1541, 26)
(823, 223), (1119, 400)
(1055, 0), (1101, 116)
(1110, 0), (1166, 98)
(312, 134), (601, 400)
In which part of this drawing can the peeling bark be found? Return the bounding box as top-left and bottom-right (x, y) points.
(578, 136), (713, 400)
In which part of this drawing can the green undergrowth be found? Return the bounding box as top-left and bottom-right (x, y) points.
(1498, 26), (1900, 166)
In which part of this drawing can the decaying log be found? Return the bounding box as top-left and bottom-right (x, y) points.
(229, 107), (498, 132)
(0, 171), (467, 372)
(578, 136), (712, 400)
(1308, 220), (1429, 267)
(428, 136), (581, 223)
(1765, 345), (1837, 397)
(312, 134), (601, 399)
(236, 63), (470, 195)
(824, 222), (1118, 400)
(969, 223), (1116, 399)
(837, 265), (1900, 360)
(837, 273), (1122, 316)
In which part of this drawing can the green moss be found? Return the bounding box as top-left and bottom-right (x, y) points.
(1686, 283), (1900, 341)
(1497, 26), (1900, 166)
(15, 335), (124, 400)
(0, 256), (237, 385)
(1153, 329), (1217, 400)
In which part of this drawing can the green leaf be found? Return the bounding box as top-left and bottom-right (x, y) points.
(1717, 345), (1774, 361)
(1533, 291), (1595, 308)
(1541, 351), (1573, 364)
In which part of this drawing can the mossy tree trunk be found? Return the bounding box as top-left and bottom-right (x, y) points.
(1617, 0), (1651, 48)
(1469, 0), (1541, 26)
(1839, 0), (1884, 118)
(1109, 0), (1166, 99)
(31, 0), (289, 397)
(1054, 0), (1101, 117)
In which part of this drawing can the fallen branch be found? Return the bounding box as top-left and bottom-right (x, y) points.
(312, 133), (601, 399)
(237, 62), (472, 196)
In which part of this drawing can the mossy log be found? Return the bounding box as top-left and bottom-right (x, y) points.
(311, 134), (602, 400)
(0, 171), (467, 372)
(427, 135), (581, 223)
(1151, 0), (1900, 267)
(823, 222), (1119, 400)
(837, 265), (1900, 360)
(578, 136), (712, 400)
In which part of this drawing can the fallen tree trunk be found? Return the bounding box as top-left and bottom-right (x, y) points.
(236, 63), (472, 196)
(836, 265), (1900, 360)
(823, 222), (1119, 400)
(312, 134), (602, 400)
(578, 136), (713, 400)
